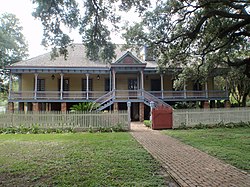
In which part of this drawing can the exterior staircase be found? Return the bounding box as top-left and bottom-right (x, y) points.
(143, 91), (171, 108)
(94, 90), (115, 111)
(94, 90), (171, 111)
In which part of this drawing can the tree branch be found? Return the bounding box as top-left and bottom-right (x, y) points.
(218, 18), (250, 38)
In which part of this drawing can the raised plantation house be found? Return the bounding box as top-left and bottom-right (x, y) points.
(7, 44), (229, 121)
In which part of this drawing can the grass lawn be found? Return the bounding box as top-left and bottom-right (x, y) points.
(163, 127), (250, 172)
(0, 132), (169, 186)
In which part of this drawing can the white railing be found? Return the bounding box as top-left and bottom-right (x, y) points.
(9, 90), (228, 101)
(173, 107), (250, 128)
(0, 111), (129, 130)
(9, 91), (108, 100)
(115, 90), (143, 100)
(149, 90), (228, 100)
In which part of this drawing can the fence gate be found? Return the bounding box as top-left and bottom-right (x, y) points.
(152, 106), (173, 129)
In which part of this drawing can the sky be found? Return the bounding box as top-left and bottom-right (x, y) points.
(0, 0), (138, 59)
(0, 0), (50, 58)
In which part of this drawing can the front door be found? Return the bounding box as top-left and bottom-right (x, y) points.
(128, 79), (139, 121)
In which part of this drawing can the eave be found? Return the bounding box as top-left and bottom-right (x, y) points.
(7, 66), (110, 74)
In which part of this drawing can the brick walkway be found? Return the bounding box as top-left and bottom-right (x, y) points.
(130, 122), (250, 187)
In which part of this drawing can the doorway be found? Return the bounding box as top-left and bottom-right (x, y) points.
(131, 103), (139, 121)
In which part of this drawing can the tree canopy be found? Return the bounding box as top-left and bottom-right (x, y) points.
(123, 0), (250, 77)
(0, 13), (28, 93)
(31, 0), (150, 62)
(32, 0), (249, 77)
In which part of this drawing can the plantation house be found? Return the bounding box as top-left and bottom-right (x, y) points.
(7, 44), (229, 121)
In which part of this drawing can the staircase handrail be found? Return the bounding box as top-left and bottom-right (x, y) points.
(143, 90), (171, 108)
(92, 90), (115, 111)
(94, 90), (114, 105)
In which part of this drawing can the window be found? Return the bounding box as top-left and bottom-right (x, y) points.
(82, 79), (93, 91)
(128, 79), (138, 90)
(37, 79), (45, 91)
(58, 79), (69, 91)
(105, 78), (111, 91)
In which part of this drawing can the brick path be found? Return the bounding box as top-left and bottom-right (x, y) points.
(130, 122), (250, 187)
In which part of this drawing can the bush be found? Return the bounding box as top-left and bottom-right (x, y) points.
(144, 120), (152, 128)
(70, 102), (99, 112)
(0, 125), (75, 134)
(175, 121), (250, 130)
(89, 123), (128, 133)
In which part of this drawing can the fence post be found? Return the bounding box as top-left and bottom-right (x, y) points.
(127, 101), (131, 130)
(150, 101), (155, 121)
(185, 111), (188, 126)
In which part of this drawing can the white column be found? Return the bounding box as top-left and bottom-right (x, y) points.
(205, 81), (208, 98)
(8, 72), (12, 99)
(60, 73), (64, 100)
(34, 73), (38, 100)
(86, 74), (89, 100)
(160, 74), (164, 99)
(127, 101), (131, 130)
(109, 70), (112, 92)
(140, 70), (144, 98)
(150, 101), (155, 121)
(140, 70), (144, 90)
(112, 69), (116, 90)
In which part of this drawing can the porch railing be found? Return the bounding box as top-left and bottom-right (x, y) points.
(9, 90), (228, 101)
(9, 91), (108, 101)
(149, 90), (228, 100)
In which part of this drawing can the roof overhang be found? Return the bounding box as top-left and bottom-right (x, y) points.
(8, 66), (110, 74)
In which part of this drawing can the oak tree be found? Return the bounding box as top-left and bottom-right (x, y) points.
(0, 13), (28, 93)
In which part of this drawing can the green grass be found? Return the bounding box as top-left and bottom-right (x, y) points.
(163, 127), (250, 172)
(0, 132), (169, 186)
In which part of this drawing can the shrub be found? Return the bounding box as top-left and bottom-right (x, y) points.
(144, 120), (152, 128)
(176, 121), (250, 130)
(88, 123), (128, 133)
(176, 122), (188, 129)
(0, 126), (75, 134)
(70, 102), (99, 112)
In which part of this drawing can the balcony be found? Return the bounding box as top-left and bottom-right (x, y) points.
(9, 90), (228, 102)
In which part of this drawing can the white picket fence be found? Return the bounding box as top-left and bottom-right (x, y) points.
(0, 111), (129, 130)
(173, 107), (250, 128)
